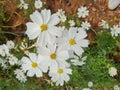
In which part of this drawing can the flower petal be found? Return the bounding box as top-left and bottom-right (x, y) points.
(30, 10), (43, 24)
(26, 22), (40, 39)
(41, 9), (51, 24)
(48, 13), (60, 26)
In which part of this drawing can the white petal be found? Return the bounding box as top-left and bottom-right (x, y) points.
(26, 22), (40, 39)
(30, 10), (43, 24)
(77, 39), (89, 47)
(28, 53), (37, 62)
(76, 29), (87, 39)
(74, 45), (84, 55)
(48, 26), (62, 37)
(108, 0), (120, 10)
(57, 51), (69, 60)
(37, 32), (45, 47)
(27, 69), (34, 77)
(37, 47), (50, 56)
(35, 68), (42, 77)
(48, 13), (60, 26)
(69, 27), (77, 38)
(41, 9), (51, 24)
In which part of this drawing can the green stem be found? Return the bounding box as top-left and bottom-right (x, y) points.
(0, 31), (19, 36)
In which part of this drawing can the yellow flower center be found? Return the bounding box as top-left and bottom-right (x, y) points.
(31, 62), (38, 68)
(50, 53), (56, 60)
(113, 29), (117, 32)
(40, 24), (47, 31)
(2, 49), (5, 52)
(69, 39), (76, 45)
(58, 68), (63, 74)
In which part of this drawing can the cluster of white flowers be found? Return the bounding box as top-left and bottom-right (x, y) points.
(14, 69), (27, 83)
(56, 9), (67, 22)
(0, 41), (19, 67)
(99, 20), (120, 37)
(18, 0), (43, 10)
(18, 0), (29, 10)
(22, 8), (90, 86)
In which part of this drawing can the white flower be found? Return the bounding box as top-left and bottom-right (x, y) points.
(82, 88), (92, 90)
(111, 25), (120, 37)
(108, 67), (117, 77)
(77, 6), (89, 18)
(49, 67), (72, 86)
(18, 0), (29, 10)
(88, 81), (93, 88)
(6, 40), (15, 49)
(0, 44), (9, 57)
(26, 9), (61, 45)
(81, 21), (91, 30)
(21, 53), (47, 77)
(14, 69), (27, 83)
(59, 15), (67, 22)
(8, 54), (18, 66)
(0, 58), (7, 69)
(56, 9), (67, 22)
(99, 20), (109, 29)
(113, 85), (120, 90)
(68, 20), (75, 27)
(37, 43), (70, 72)
(56, 9), (65, 17)
(34, 0), (42, 9)
(57, 27), (89, 55)
(71, 55), (87, 66)
(108, 0), (120, 10)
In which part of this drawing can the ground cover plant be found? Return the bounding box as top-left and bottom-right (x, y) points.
(0, 0), (120, 90)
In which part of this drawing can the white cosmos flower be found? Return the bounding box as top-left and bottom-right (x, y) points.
(71, 55), (87, 66)
(26, 9), (61, 46)
(77, 6), (89, 18)
(21, 53), (47, 77)
(19, 0), (29, 10)
(81, 21), (91, 30)
(0, 44), (9, 57)
(57, 27), (89, 55)
(68, 20), (75, 27)
(34, 0), (42, 9)
(6, 40), (15, 49)
(108, 67), (117, 77)
(37, 43), (70, 72)
(49, 67), (72, 86)
(111, 25), (120, 37)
